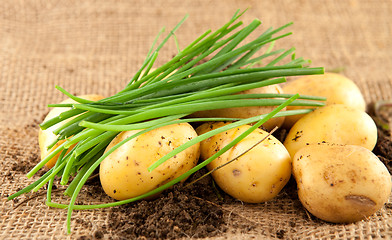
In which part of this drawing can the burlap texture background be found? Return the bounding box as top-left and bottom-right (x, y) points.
(1, 0), (391, 239)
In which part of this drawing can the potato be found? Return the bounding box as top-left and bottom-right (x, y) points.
(293, 144), (392, 223)
(196, 122), (291, 203)
(190, 84), (285, 131)
(283, 104), (377, 158)
(282, 72), (366, 128)
(39, 94), (104, 168)
(99, 123), (200, 200)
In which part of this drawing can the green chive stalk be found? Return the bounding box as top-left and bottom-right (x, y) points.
(8, 9), (326, 234)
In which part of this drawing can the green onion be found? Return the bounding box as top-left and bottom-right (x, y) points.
(9, 9), (325, 234)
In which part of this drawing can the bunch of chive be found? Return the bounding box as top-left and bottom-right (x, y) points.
(8, 9), (325, 233)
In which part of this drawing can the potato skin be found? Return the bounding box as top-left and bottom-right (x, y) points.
(282, 72), (366, 128)
(293, 144), (392, 223)
(38, 94), (104, 168)
(283, 104), (377, 158)
(190, 84), (285, 131)
(196, 122), (291, 203)
(99, 123), (200, 200)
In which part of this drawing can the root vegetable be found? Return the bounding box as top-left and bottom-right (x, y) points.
(283, 104), (377, 158)
(196, 122), (291, 203)
(292, 143), (392, 223)
(100, 123), (200, 200)
(282, 72), (366, 128)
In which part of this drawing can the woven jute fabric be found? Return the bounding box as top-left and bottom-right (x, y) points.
(1, 0), (391, 239)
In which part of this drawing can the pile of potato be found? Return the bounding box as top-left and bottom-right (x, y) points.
(39, 73), (391, 224)
(282, 73), (391, 223)
(194, 72), (391, 223)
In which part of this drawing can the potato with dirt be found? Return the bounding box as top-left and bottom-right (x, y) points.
(100, 123), (200, 200)
(283, 104), (377, 158)
(292, 143), (392, 223)
(196, 122), (291, 203)
(39, 94), (104, 168)
(282, 72), (366, 128)
(191, 84), (286, 131)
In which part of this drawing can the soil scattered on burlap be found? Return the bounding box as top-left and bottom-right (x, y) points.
(1, 119), (44, 185)
(81, 169), (242, 240)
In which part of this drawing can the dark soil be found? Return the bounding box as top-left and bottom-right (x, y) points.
(85, 169), (233, 240)
(373, 128), (392, 174)
(368, 101), (392, 174)
(10, 152), (41, 174)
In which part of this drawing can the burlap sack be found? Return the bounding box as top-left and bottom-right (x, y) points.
(1, 0), (391, 239)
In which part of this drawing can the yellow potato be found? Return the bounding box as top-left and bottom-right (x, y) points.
(39, 94), (104, 168)
(196, 122), (291, 203)
(282, 72), (366, 128)
(100, 123), (200, 200)
(190, 84), (285, 131)
(283, 104), (377, 158)
(293, 144), (392, 223)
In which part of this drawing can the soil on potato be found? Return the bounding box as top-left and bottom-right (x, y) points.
(8, 102), (392, 240)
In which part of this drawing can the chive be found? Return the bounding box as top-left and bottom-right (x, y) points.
(73, 135), (116, 168)
(47, 149), (68, 202)
(231, 49), (286, 69)
(81, 109), (311, 132)
(26, 141), (67, 178)
(55, 86), (96, 104)
(7, 169), (54, 200)
(64, 147), (107, 197)
(47, 103), (74, 108)
(32, 148), (77, 192)
(39, 108), (84, 130)
(266, 47), (297, 67)
(129, 28), (164, 85)
(55, 112), (109, 137)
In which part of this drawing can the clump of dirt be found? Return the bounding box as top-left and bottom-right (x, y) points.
(373, 128), (392, 174)
(8, 142), (46, 178)
(10, 152), (41, 173)
(86, 169), (232, 240)
(368, 101), (392, 174)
